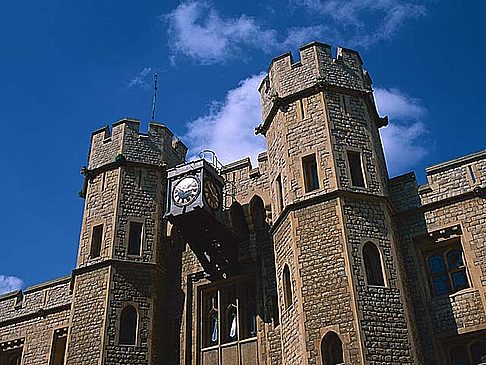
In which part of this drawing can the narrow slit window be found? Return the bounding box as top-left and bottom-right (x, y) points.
(282, 265), (292, 309)
(341, 95), (349, 115)
(128, 222), (143, 256)
(303, 154), (319, 192)
(101, 172), (106, 191)
(276, 175), (284, 211)
(49, 328), (68, 365)
(468, 165), (477, 184)
(138, 169), (143, 187)
(347, 151), (365, 187)
(298, 98), (307, 119)
(90, 224), (103, 259)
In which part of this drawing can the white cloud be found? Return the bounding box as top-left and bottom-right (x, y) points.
(163, 1), (427, 64)
(183, 73), (266, 165)
(375, 87), (429, 175)
(183, 77), (428, 175)
(164, 2), (277, 64)
(0, 275), (23, 295)
(128, 67), (152, 89)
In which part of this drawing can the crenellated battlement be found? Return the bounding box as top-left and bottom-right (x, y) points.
(258, 42), (373, 131)
(88, 118), (187, 170)
(0, 276), (71, 325)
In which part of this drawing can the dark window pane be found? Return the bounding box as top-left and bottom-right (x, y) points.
(471, 341), (486, 364)
(363, 242), (385, 286)
(321, 332), (344, 365)
(90, 224), (103, 259)
(303, 154), (319, 192)
(451, 270), (469, 291)
(128, 222), (143, 256)
(283, 265), (292, 309)
(450, 346), (468, 365)
(428, 255), (446, 274)
(347, 151), (365, 187)
(432, 275), (450, 296)
(447, 250), (464, 269)
(119, 306), (137, 345)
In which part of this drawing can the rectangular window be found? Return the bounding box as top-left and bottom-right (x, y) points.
(128, 222), (143, 256)
(347, 151), (365, 187)
(467, 165), (477, 184)
(297, 98), (307, 119)
(49, 328), (68, 365)
(276, 175), (284, 211)
(0, 339), (24, 365)
(302, 154), (319, 192)
(425, 244), (469, 297)
(90, 224), (103, 259)
(201, 281), (256, 350)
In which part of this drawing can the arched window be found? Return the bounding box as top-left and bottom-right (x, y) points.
(321, 332), (344, 365)
(229, 202), (249, 239)
(363, 242), (385, 286)
(249, 195), (266, 230)
(119, 305), (138, 345)
(282, 265), (292, 309)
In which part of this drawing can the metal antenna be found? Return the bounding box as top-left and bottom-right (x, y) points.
(151, 73), (158, 122)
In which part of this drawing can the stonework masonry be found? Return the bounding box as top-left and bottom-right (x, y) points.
(1, 42), (485, 364)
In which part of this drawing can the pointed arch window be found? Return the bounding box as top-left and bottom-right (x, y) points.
(321, 332), (344, 365)
(363, 242), (385, 286)
(282, 264), (293, 309)
(119, 305), (138, 345)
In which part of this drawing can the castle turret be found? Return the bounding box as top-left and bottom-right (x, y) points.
(257, 42), (418, 364)
(66, 119), (186, 364)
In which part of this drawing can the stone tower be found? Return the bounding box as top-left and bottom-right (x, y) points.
(66, 119), (186, 364)
(256, 42), (419, 364)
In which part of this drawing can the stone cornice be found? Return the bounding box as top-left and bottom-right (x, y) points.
(255, 82), (387, 136)
(269, 189), (393, 234)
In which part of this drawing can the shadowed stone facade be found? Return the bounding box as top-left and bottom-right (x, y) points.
(1, 42), (485, 364)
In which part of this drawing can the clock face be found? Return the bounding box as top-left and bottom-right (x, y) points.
(203, 179), (221, 210)
(172, 176), (200, 207)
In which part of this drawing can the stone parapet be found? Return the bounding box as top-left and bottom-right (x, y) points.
(88, 118), (187, 170)
(0, 276), (71, 325)
(258, 42), (372, 129)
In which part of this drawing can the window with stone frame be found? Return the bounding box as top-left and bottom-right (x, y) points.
(302, 154), (319, 192)
(346, 150), (366, 188)
(282, 264), (293, 309)
(275, 174), (284, 212)
(0, 339), (24, 365)
(127, 221), (143, 256)
(49, 327), (68, 365)
(119, 305), (138, 345)
(321, 331), (344, 365)
(90, 223), (103, 259)
(425, 242), (469, 297)
(449, 338), (486, 365)
(363, 242), (385, 286)
(200, 279), (257, 364)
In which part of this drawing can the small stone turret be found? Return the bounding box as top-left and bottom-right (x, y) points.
(67, 118), (186, 364)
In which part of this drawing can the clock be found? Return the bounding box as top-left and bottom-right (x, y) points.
(172, 176), (200, 207)
(204, 179), (221, 210)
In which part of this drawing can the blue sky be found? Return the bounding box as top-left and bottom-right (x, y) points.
(0, 0), (485, 293)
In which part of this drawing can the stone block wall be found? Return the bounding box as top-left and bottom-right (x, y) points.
(391, 149), (486, 363)
(0, 277), (71, 364)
